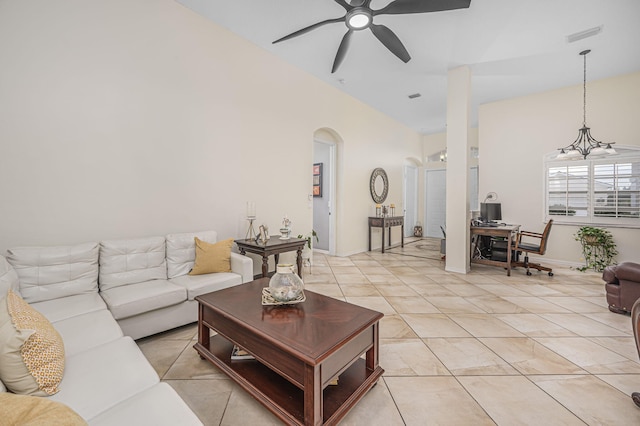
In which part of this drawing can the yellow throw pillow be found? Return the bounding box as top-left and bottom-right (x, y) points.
(0, 290), (65, 396)
(0, 392), (87, 425)
(189, 237), (233, 275)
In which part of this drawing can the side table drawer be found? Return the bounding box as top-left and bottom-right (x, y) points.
(369, 218), (384, 227)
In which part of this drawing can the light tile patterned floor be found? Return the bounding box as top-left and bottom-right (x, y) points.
(137, 238), (640, 425)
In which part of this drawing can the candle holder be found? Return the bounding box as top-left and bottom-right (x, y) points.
(245, 217), (257, 240)
(375, 204), (381, 217)
(390, 204), (395, 216)
(245, 201), (257, 240)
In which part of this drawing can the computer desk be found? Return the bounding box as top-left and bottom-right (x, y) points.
(470, 224), (520, 276)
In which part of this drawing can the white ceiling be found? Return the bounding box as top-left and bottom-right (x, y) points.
(176, 0), (640, 134)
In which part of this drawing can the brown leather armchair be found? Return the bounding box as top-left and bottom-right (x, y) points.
(631, 297), (640, 407)
(603, 262), (640, 314)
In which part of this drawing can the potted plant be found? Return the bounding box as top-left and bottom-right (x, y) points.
(297, 230), (319, 266)
(297, 230), (318, 249)
(574, 226), (617, 272)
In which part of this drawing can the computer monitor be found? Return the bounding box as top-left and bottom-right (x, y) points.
(480, 202), (502, 223)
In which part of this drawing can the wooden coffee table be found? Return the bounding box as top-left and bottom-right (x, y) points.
(194, 278), (384, 426)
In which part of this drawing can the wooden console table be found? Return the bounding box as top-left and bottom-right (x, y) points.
(470, 224), (520, 276)
(235, 237), (306, 279)
(368, 216), (404, 253)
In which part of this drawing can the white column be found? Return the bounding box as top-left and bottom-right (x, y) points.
(445, 66), (471, 273)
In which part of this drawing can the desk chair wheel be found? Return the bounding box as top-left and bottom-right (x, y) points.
(548, 272), (554, 276)
(632, 392), (640, 408)
(526, 271), (532, 276)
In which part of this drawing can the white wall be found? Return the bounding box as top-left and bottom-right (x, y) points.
(479, 71), (640, 264)
(0, 0), (421, 268)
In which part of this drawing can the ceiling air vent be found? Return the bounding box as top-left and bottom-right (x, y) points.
(567, 26), (603, 43)
(408, 93), (421, 99)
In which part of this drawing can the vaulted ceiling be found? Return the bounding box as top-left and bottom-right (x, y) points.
(176, 0), (640, 134)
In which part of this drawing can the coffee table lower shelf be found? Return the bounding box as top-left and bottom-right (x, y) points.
(194, 336), (383, 426)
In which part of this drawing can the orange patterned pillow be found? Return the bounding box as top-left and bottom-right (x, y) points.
(0, 290), (65, 396)
(0, 393), (86, 425)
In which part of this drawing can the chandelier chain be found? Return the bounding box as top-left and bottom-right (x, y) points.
(583, 52), (587, 126)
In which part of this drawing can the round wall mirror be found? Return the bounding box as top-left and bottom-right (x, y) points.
(370, 168), (389, 204)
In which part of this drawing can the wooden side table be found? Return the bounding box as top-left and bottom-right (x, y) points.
(368, 216), (404, 253)
(235, 237), (306, 279)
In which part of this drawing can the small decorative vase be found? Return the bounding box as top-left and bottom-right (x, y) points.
(279, 227), (290, 239)
(269, 264), (304, 303)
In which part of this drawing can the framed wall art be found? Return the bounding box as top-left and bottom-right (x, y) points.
(313, 163), (323, 197)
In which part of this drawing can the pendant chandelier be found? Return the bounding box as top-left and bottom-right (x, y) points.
(557, 49), (615, 160)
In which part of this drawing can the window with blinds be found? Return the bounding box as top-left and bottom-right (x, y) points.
(545, 148), (640, 227)
(593, 163), (640, 218)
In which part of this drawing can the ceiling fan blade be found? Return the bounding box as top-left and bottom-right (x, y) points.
(342, 0), (372, 7)
(332, 30), (354, 73)
(273, 17), (344, 44)
(369, 24), (411, 63)
(333, 0), (354, 11)
(374, 0), (471, 15)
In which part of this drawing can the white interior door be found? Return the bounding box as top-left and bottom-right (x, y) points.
(403, 165), (418, 237)
(425, 169), (447, 238)
(313, 140), (335, 253)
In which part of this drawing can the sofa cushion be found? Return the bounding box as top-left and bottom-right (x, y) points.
(100, 280), (186, 320)
(49, 336), (159, 420)
(0, 392), (87, 425)
(165, 230), (218, 279)
(89, 383), (202, 425)
(53, 310), (123, 357)
(170, 273), (242, 300)
(0, 290), (65, 396)
(31, 293), (107, 324)
(189, 237), (233, 275)
(99, 236), (167, 291)
(6, 242), (99, 303)
(0, 255), (20, 298)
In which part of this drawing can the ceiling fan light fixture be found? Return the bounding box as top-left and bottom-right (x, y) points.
(346, 8), (372, 30)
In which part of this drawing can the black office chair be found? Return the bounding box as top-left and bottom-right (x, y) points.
(512, 220), (554, 276)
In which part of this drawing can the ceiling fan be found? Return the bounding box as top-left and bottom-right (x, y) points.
(273, 0), (472, 73)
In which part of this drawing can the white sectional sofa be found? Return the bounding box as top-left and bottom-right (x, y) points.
(0, 230), (253, 425)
